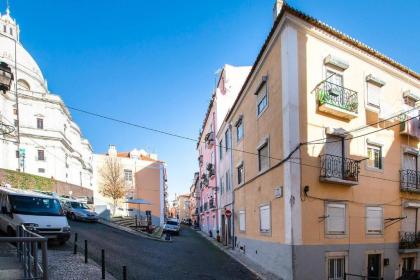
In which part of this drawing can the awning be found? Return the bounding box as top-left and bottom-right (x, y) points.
(123, 199), (152, 205)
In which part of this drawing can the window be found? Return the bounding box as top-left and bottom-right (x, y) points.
(225, 129), (230, 152)
(328, 256), (345, 280)
(367, 144), (382, 169)
(326, 203), (346, 234)
(367, 83), (380, 108)
(402, 257), (415, 275)
(236, 117), (244, 142)
(237, 163), (244, 185)
(17, 79), (30, 91)
(258, 95), (268, 116)
(258, 141), (269, 171)
(37, 150), (45, 161)
(9, 27), (13, 36)
(37, 118), (44, 129)
(256, 79), (268, 116)
(259, 204), (271, 232)
(219, 139), (223, 160)
(219, 178), (224, 194)
(13, 108), (17, 115)
(14, 119), (18, 127)
(225, 171), (230, 191)
(327, 70), (343, 87)
(65, 154), (69, 168)
(3, 25), (5, 33)
(38, 168), (45, 173)
(404, 96), (417, 107)
(239, 210), (246, 231)
(366, 206), (383, 234)
(124, 169), (133, 185)
(15, 150), (19, 158)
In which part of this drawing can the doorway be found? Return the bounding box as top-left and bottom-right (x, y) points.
(367, 254), (382, 280)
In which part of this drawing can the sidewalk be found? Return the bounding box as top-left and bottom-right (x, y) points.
(0, 242), (23, 280)
(196, 230), (282, 280)
(48, 249), (117, 280)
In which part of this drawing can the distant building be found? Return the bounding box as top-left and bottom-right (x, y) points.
(176, 194), (190, 222)
(0, 8), (93, 192)
(196, 64), (250, 238)
(189, 172), (200, 225)
(93, 145), (167, 226)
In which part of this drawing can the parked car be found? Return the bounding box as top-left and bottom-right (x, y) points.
(397, 271), (420, 280)
(163, 219), (180, 235)
(0, 186), (71, 244)
(63, 200), (99, 222)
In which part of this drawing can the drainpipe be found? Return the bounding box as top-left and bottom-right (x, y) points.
(229, 124), (235, 249)
(213, 111), (219, 237)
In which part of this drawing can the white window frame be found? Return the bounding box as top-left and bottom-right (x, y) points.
(367, 144), (383, 170)
(239, 210), (246, 232)
(326, 252), (348, 280)
(366, 206), (384, 235)
(237, 162), (244, 185)
(257, 138), (270, 172)
(326, 203), (346, 235)
(256, 76), (269, 117)
(259, 204), (271, 233)
(235, 117), (244, 143)
(366, 82), (381, 109)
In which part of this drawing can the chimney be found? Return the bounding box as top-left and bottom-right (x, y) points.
(108, 144), (117, 157)
(273, 0), (284, 22)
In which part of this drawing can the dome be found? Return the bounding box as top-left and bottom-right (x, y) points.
(0, 8), (47, 93)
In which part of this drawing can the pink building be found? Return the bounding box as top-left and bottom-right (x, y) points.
(197, 65), (250, 238)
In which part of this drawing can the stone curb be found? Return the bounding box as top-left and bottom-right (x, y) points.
(98, 219), (170, 242)
(195, 229), (280, 280)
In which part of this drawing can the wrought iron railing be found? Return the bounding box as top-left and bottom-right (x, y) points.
(399, 231), (420, 249)
(317, 80), (358, 113)
(0, 225), (49, 279)
(320, 154), (360, 182)
(400, 169), (420, 191)
(207, 163), (215, 177)
(209, 198), (215, 209)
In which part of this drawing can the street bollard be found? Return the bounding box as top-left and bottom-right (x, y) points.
(73, 233), (78, 254)
(101, 249), (105, 279)
(84, 240), (88, 263)
(122, 266), (127, 280)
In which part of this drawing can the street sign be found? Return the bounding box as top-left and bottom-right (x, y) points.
(225, 209), (232, 218)
(19, 148), (25, 156)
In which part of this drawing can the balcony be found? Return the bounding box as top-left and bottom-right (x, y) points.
(198, 155), (203, 166)
(400, 170), (420, 193)
(400, 231), (420, 251)
(207, 163), (215, 178)
(204, 202), (208, 211)
(319, 154), (360, 185)
(317, 81), (358, 120)
(209, 198), (215, 209)
(205, 132), (215, 148)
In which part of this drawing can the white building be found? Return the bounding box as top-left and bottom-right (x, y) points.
(0, 8), (93, 189)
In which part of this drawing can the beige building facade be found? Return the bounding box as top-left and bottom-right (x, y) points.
(221, 1), (420, 279)
(93, 145), (167, 226)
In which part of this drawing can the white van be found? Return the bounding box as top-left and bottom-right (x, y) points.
(0, 186), (71, 244)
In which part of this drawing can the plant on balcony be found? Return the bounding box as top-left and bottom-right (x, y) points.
(318, 89), (329, 105)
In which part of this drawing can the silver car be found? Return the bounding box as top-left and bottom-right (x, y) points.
(163, 219), (180, 235)
(63, 201), (98, 222)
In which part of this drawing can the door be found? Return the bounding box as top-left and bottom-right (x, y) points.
(401, 208), (417, 233)
(403, 153), (418, 188)
(325, 136), (344, 178)
(367, 254), (381, 280)
(221, 215), (226, 245)
(227, 216), (232, 245)
(402, 257), (415, 275)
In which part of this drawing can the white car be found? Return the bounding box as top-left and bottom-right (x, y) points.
(0, 187), (71, 244)
(163, 219), (180, 235)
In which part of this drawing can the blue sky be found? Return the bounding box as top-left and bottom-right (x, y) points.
(5, 0), (419, 201)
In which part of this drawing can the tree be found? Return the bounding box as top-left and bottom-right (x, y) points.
(99, 157), (126, 216)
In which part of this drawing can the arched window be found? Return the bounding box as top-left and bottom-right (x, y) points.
(17, 79), (30, 91)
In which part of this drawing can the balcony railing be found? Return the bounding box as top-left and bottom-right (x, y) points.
(400, 231), (420, 250)
(317, 81), (358, 119)
(400, 169), (420, 192)
(207, 163), (215, 177)
(209, 198), (215, 209)
(320, 154), (360, 185)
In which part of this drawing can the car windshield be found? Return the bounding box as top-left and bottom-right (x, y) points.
(10, 195), (63, 216)
(166, 220), (178, 225)
(70, 202), (90, 209)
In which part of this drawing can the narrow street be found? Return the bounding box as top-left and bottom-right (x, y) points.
(61, 221), (257, 280)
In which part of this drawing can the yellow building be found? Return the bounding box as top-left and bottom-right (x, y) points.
(220, 1), (420, 279)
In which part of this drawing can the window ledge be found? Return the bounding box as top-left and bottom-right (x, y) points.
(365, 166), (384, 173)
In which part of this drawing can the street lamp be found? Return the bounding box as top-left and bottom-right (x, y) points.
(0, 62), (14, 93)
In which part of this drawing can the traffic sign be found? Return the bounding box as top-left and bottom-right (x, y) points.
(225, 209), (232, 218)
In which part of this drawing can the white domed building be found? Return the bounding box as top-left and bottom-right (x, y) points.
(0, 8), (93, 190)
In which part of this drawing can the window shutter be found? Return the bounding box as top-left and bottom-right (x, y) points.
(327, 203), (345, 234)
(367, 207), (383, 234)
(367, 83), (380, 107)
(239, 211), (246, 231)
(260, 205), (270, 232)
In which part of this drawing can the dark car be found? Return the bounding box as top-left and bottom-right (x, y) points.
(398, 271), (420, 280)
